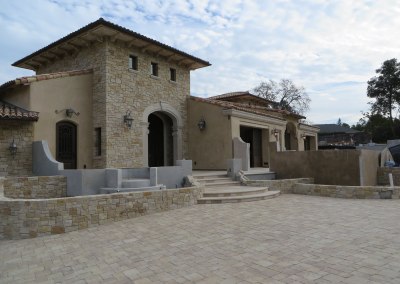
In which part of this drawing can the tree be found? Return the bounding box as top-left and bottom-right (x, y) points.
(253, 79), (311, 115)
(367, 58), (400, 135)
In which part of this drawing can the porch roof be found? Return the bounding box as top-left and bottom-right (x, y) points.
(0, 100), (39, 121)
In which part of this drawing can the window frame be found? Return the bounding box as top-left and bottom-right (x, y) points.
(170, 68), (176, 82)
(151, 62), (159, 77)
(129, 55), (138, 71)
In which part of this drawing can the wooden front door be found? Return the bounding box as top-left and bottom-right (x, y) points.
(56, 121), (77, 169)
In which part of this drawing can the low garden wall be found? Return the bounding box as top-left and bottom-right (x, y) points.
(3, 176), (66, 199)
(292, 183), (400, 199)
(0, 186), (203, 240)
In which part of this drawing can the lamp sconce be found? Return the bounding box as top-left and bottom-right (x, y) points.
(271, 128), (279, 138)
(197, 117), (206, 131)
(301, 134), (307, 140)
(123, 110), (134, 128)
(9, 139), (17, 158)
(55, 108), (80, 118)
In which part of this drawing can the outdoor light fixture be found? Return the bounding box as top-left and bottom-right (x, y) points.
(301, 134), (307, 140)
(124, 110), (134, 128)
(197, 118), (206, 130)
(55, 108), (80, 118)
(9, 139), (17, 158)
(272, 128), (279, 138)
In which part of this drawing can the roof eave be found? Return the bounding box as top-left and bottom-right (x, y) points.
(12, 18), (211, 71)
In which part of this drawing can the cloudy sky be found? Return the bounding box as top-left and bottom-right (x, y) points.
(1, 0), (400, 125)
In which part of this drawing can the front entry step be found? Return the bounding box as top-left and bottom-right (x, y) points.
(197, 190), (280, 204)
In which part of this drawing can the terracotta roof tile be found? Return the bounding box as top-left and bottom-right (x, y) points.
(0, 100), (39, 121)
(0, 69), (93, 91)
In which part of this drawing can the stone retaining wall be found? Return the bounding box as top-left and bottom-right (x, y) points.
(3, 176), (66, 199)
(242, 178), (314, 194)
(377, 167), (400, 186)
(292, 183), (400, 199)
(0, 186), (203, 240)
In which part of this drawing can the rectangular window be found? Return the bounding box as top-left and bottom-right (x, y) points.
(95, 127), (101, 156)
(170, 68), (176, 82)
(129, 55), (138, 70)
(151, 62), (158, 76)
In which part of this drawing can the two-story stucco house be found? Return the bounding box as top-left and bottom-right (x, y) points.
(0, 18), (318, 176)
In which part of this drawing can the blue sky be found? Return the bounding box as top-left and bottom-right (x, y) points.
(1, 0), (400, 125)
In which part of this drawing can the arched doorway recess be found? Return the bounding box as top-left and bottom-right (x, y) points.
(142, 102), (183, 167)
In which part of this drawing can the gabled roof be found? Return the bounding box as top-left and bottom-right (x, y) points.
(0, 100), (39, 121)
(206, 91), (305, 119)
(0, 69), (93, 91)
(315, 124), (360, 134)
(191, 96), (288, 121)
(13, 18), (211, 71)
(209, 91), (275, 104)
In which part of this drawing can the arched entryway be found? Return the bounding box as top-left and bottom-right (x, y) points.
(56, 121), (77, 169)
(142, 102), (183, 167)
(148, 112), (174, 167)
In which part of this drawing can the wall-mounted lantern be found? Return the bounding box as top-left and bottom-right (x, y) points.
(198, 118), (206, 131)
(271, 128), (279, 138)
(55, 108), (80, 118)
(301, 134), (307, 140)
(9, 139), (17, 158)
(124, 110), (134, 128)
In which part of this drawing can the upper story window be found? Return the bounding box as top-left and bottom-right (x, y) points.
(170, 68), (176, 82)
(151, 62), (159, 76)
(129, 55), (138, 70)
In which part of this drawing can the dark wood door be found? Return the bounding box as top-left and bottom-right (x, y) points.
(56, 121), (77, 169)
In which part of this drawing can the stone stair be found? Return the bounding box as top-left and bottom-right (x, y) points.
(193, 172), (280, 204)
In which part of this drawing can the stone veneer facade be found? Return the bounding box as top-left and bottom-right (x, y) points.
(0, 121), (33, 176)
(3, 176), (66, 199)
(38, 40), (190, 169)
(0, 186), (203, 240)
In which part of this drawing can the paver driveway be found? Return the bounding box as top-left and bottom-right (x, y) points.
(1, 195), (400, 283)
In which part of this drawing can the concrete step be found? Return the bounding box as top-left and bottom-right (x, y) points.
(203, 187), (268, 197)
(202, 181), (241, 187)
(194, 174), (228, 179)
(100, 184), (166, 194)
(197, 190), (280, 204)
(121, 179), (150, 188)
(198, 177), (233, 183)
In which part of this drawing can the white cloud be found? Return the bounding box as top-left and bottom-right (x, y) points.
(1, 0), (400, 125)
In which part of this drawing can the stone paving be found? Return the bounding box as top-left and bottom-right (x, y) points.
(1, 195), (400, 283)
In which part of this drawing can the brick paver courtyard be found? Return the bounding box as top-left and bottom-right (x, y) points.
(1, 195), (400, 283)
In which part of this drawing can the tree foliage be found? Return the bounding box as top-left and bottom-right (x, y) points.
(253, 79), (311, 115)
(367, 58), (400, 128)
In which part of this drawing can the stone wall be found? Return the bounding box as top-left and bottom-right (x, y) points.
(242, 178), (314, 194)
(0, 121), (33, 176)
(377, 167), (400, 186)
(0, 186), (203, 240)
(3, 176), (66, 199)
(292, 183), (399, 199)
